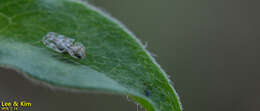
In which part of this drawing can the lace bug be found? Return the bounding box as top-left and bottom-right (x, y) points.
(42, 32), (86, 59)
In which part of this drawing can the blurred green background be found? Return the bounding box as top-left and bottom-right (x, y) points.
(0, 0), (259, 111)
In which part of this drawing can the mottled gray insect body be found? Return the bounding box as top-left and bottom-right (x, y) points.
(67, 42), (86, 59)
(42, 32), (68, 53)
(42, 32), (86, 59)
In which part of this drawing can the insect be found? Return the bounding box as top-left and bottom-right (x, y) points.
(67, 42), (86, 59)
(42, 32), (86, 59)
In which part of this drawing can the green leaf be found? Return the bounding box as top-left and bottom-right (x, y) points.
(0, 0), (182, 111)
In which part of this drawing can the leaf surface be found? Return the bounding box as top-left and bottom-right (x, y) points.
(0, 0), (182, 111)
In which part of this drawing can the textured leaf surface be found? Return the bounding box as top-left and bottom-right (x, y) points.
(0, 0), (182, 111)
